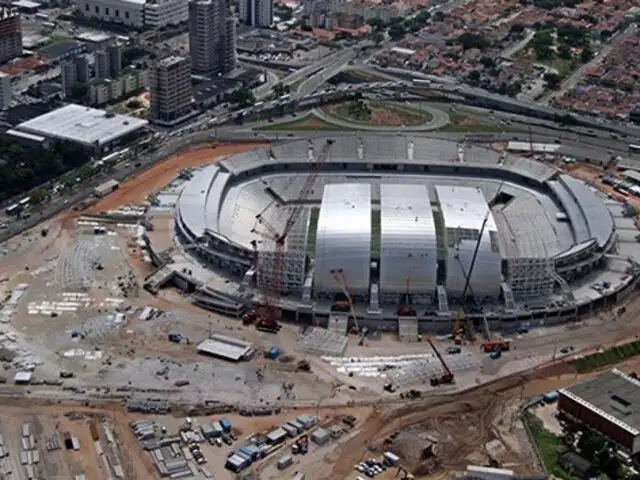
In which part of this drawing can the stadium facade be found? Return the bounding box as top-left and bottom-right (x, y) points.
(143, 136), (639, 331)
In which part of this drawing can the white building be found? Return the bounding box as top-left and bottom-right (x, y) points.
(0, 72), (11, 110)
(144, 0), (189, 28)
(76, 0), (145, 27)
(76, 0), (187, 28)
(88, 68), (149, 106)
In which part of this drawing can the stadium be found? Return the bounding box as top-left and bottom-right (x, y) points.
(144, 135), (639, 333)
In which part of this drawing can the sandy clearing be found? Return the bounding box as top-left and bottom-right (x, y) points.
(87, 143), (269, 213)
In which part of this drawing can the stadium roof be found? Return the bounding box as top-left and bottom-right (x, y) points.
(560, 368), (640, 436)
(379, 184), (437, 293)
(435, 185), (497, 232)
(16, 104), (148, 147)
(314, 183), (371, 294)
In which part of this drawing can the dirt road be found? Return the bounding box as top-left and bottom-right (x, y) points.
(88, 143), (269, 212)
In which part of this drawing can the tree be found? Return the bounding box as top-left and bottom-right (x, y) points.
(70, 84), (88, 100)
(557, 43), (572, 59)
(367, 18), (386, 31)
(480, 56), (495, 68)
(580, 46), (594, 63)
(534, 43), (553, 60)
(229, 87), (255, 107)
(577, 431), (606, 459)
(388, 23), (407, 41)
(543, 72), (562, 89)
(458, 32), (489, 50)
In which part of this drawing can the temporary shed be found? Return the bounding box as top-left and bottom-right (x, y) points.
(197, 334), (254, 362)
(287, 420), (303, 434)
(282, 423), (298, 437)
(14, 372), (32, 384)
(296, 414), (316, 429)
(311, 428), (331, 445)
(266, 427), (288, 444)
(278, 455), (293, 469)
(225, 454), (251, 472)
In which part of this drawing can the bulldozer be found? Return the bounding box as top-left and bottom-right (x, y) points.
(296, 360), (311, 372)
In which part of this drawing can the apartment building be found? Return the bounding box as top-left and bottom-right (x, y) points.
(149, 55), (193, 125)
(0, 7), (22, 64)
(0, 72), (12, 110)
(238, 0), (273, 27)
(88, 68), (149, 105)
(188, 0), (236, 76)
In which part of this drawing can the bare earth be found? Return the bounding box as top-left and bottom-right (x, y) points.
(88, 143), (268, 212)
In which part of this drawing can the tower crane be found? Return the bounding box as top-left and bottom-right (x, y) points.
(330, 268), (360, 334)
(249, 139), (335, 331)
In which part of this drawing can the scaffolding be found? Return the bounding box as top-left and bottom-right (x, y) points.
(506, 257), (555, 299)
(298, 326), (348, 357)
(257, 208), (310, 296)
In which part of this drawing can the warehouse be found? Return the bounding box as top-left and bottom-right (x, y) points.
(10, 104), (148, 155)
(558, 368), (640, 453)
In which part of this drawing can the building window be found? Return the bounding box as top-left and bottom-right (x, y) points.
(115, 9), (119, 16)
(125, 11), (129, 18)
(105, 7), (109, 14)
(85, 3), (89, 10)
(95, 5), (99, 13)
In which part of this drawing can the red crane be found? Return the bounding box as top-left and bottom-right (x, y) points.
(329, 268), (360, 334)
(249, 139), (335, 331)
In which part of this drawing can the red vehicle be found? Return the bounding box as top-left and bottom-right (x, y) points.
(482, 340), (510, 353)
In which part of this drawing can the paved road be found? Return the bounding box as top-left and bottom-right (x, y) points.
(311, 103), (450, 131)
(296, 49), (359, 97)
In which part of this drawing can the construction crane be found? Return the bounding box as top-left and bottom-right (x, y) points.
(330, 268), (360, 334)
(397, 277), (416, 316)
(427, 338), (455, 386)
(249, 139), (335, 331)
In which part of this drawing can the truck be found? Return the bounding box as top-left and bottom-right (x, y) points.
(291, 435), (308, 455)
(490, 350), (502, 360)
(481, 340), (510, 353)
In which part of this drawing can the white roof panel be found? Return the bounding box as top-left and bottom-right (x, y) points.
(379, 184), (437, 294)
(435, 185), (497, 233)
(314, 183), (371, 294)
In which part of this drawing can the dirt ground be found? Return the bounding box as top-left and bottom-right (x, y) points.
(87, 143), (268, 213)
(327, 102), (427, 126)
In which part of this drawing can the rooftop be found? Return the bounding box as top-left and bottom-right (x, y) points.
(16, 104), (148, 147)
(560, 368), (640, 436)
(157, 56), (189, 68)
(38, 41), (83, 60)
(435, 185), (498, 232)
(196, 334), (253, 362)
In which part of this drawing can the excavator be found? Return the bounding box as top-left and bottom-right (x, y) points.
(427, 338), (455, 386)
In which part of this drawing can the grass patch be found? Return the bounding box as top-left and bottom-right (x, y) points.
(437, 110), (505, 133)
(258, 114), (347, 131)
(570, 340), (640, 373)
(523, 412), (576, 480)
(326, 100), (433, 126)
(307, 207), (320, 254)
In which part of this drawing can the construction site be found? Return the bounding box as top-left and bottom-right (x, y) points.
(1, 138), (640, 479)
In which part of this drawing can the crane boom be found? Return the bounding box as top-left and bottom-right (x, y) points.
(250, 139), (335, 327)
(330, 268), (360, 333)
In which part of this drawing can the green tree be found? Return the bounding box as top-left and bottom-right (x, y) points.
(557, 43), (572, 59)
(543, 72), (562, 89)
(388, 23), (407, 41)
(458, 32), (490, 50)
(580, 46), (594, 63)
(577, 431), (606, 458)
(534, 43), (553, 60)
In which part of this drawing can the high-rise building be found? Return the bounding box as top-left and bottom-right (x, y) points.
(149, 55), (193, 125)
(225, 15), (237, 72)
(0, 72), (11, 110)
(238, 0), (272, 27)
(107, 44), (123, 77)
(75, 54), (90, 84)
(94, 50), (109, 79)
(188, 0), (236, 76)
(0, 7), (22, 64)
(60, 60), (77, 97)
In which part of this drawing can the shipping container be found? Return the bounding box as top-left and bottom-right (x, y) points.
(277, 454), (293, 469)
(220, 418), (232, 432)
